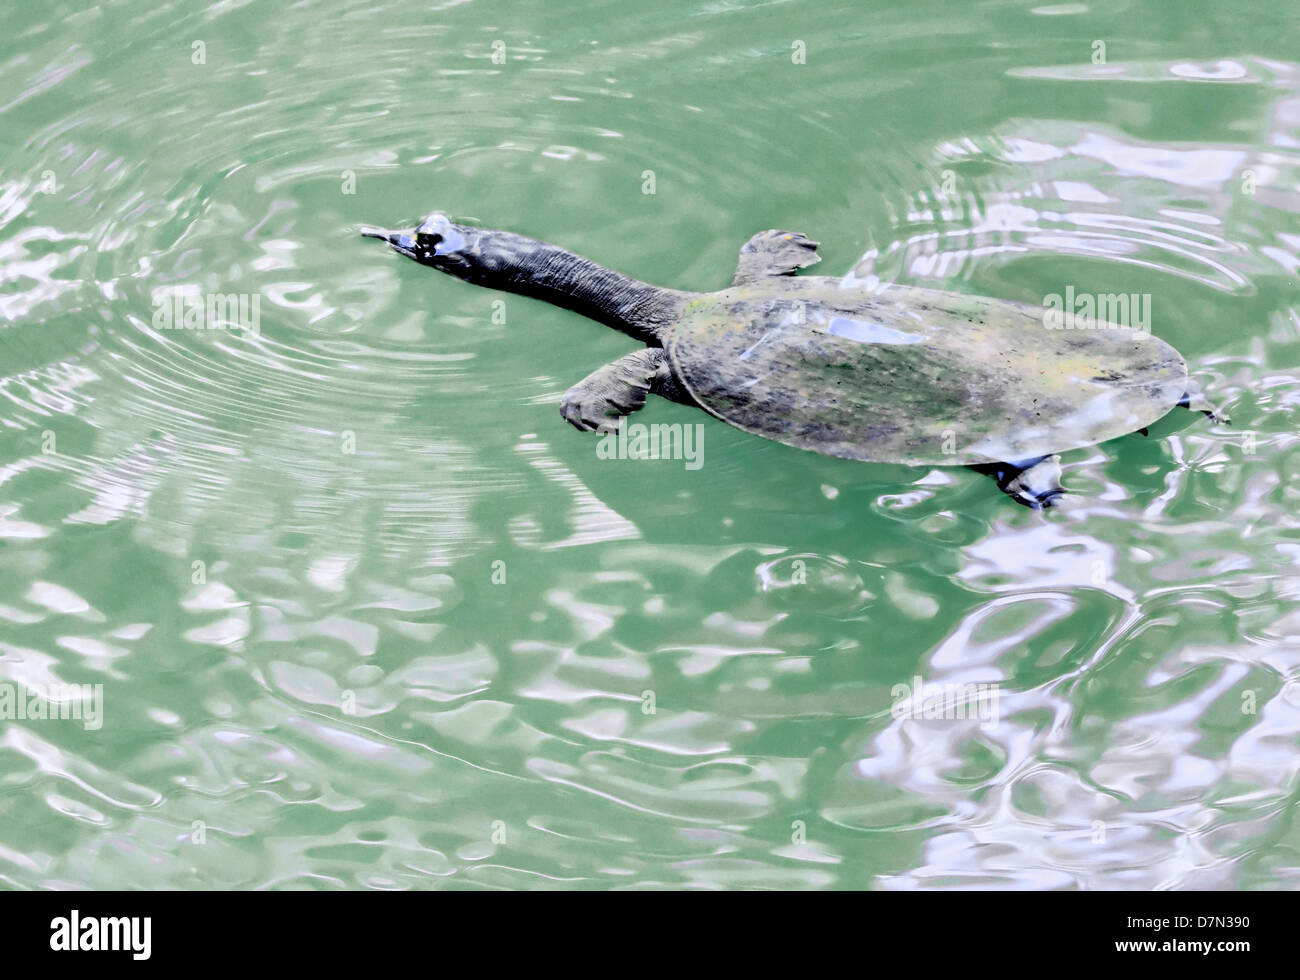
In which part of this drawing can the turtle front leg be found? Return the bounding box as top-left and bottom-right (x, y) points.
(1178, 379), (1230, 423)
(733, 229), (821, 284)
(971, 454), (1065, 509)
(560, 348), (673, 432)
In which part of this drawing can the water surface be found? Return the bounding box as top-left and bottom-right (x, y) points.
(1, 0), (1298, 889)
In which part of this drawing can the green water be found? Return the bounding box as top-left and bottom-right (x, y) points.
(1, 0), (1298, 890)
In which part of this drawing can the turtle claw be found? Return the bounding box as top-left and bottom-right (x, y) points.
(1027, 488), (1067, 510)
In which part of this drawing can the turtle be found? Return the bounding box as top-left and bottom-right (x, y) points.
(362, 213), (1226, 507)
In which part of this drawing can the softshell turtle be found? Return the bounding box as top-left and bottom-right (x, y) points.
(362, 214), (1224, 507)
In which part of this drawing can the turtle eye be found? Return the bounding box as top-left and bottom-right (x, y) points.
(416, 231), (443, 251)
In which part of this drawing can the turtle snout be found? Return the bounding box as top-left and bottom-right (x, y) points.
(361, 226), (418, 259)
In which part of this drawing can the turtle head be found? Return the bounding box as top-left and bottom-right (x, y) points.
(361, 213), (479, 277)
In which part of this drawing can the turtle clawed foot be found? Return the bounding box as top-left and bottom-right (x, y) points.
(984, 455), (1066, 510)
(1178, 386), (1230, 424)
(559, 398), (602, 432)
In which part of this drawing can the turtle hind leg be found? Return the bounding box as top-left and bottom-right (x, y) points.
(1178, 380), (1230, 424)
(560, 348), (670, 432)
(971, 454), (1065, 509)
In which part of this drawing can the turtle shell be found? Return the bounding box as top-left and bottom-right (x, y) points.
(666, 278), (1189, 466)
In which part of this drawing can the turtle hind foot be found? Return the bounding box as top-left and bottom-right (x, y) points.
(1178, 383), (1230, 424)
(972, 454), (1066, 510)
